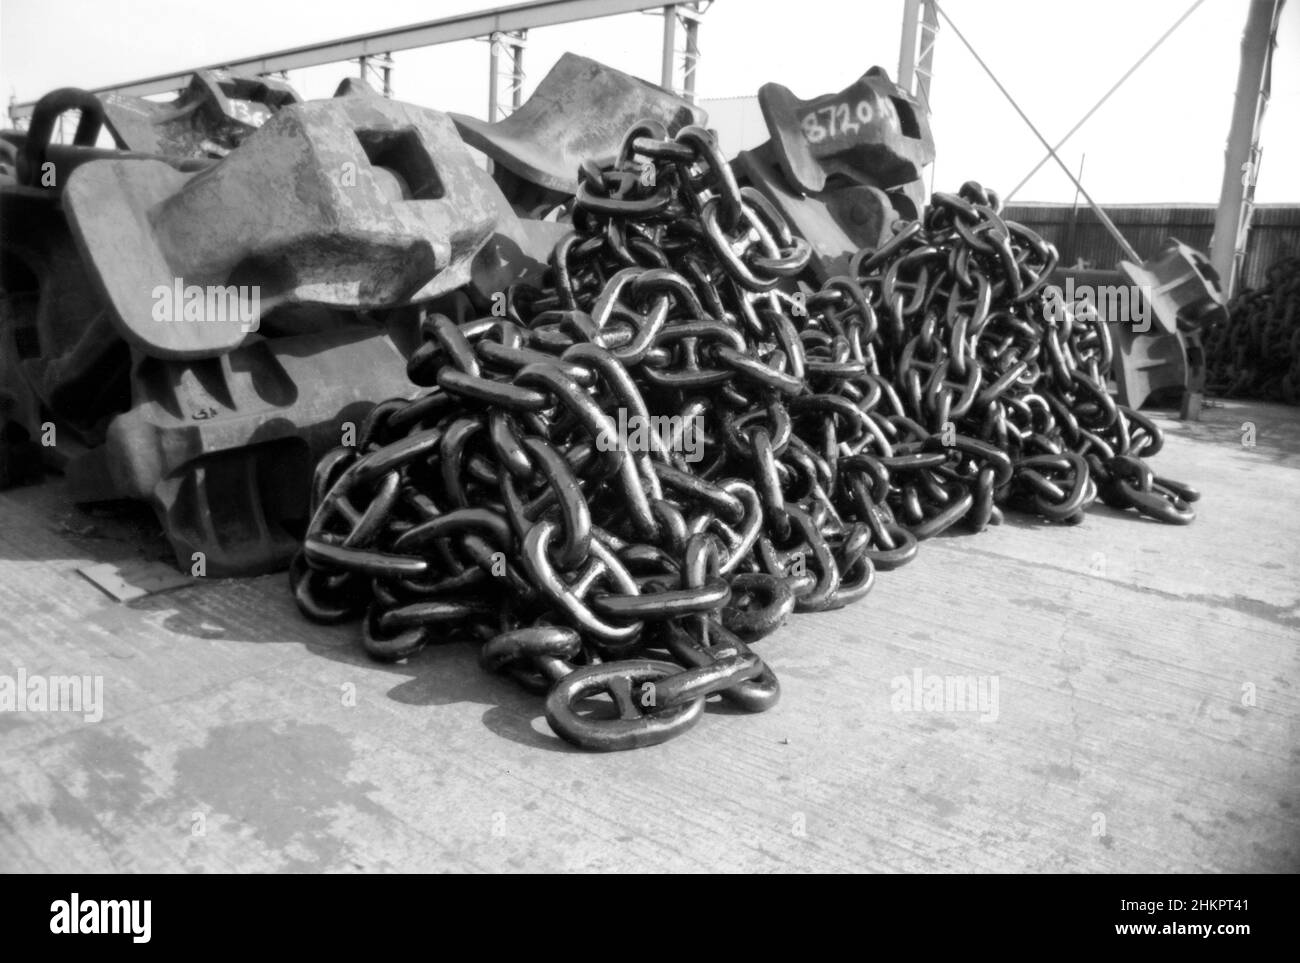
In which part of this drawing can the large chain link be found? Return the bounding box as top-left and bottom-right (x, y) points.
(290, 123), (1199, 751)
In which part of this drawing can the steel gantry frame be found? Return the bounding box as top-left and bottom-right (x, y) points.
(8, 0), (705, 123)
(658, 2), (708, 103)
(486, 29), (528, 122)
(897, 0), (938, 114)
(1210, 0), (1286, 299)
(354, 53), (394, 98)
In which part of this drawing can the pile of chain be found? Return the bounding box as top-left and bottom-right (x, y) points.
(1205, 255), (1300, 404)
(290, 121), (1199, 751)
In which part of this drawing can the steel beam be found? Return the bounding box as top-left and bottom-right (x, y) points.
(660, 6), (678, 92)
(1210, 0), (1284, 299)
(355, 53), (394, 97)
(682, 12), (700, 101)
(915, 0), (938, 112)
(898, 0), (937, 110)
(10, 0), (667, 119)
(659, 2), (706, 102)
(898, 0), (920, 90)
(488, 30), (527, 122)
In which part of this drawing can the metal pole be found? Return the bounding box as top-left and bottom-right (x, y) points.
(912, 0), (938, 192)
(915, 0), (938, 111)
(1210, 0), (1283, 299)
(512, 38), (525, 110)
(1063, 153), (1085, 266)
(683, 12), (699, 102)
(661, 5), (678, 92)
(899, 0), (921, 91)
(488, 32), (501, 121)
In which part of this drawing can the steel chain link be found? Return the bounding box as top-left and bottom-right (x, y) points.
(290, 123), (1199, 751)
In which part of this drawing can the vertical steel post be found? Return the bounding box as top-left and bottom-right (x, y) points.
(512, 39), (525, 111)
(488, 33), (501, 121)
(899, 0), (937, 107)
(1210, 0), (1283, 299)
(1063, 154), (1086, 266)
(661, 5), (678, 92)
(682, 13), (699, 102)
(900, 0), (938, 189)
(488, 31), (527, 121)
(915, 0), (938, 112)
(899, 0), (921, 90)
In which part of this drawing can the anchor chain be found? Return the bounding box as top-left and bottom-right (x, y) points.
(291, 122), (1199, 751)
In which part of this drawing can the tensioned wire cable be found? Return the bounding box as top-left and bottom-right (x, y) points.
(932, 0), (1142, 261)
(1005, 0), (1208, 203)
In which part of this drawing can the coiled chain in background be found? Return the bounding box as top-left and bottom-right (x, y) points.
(290, 121), (1200, 751)
(1205, 254), (1300, 404)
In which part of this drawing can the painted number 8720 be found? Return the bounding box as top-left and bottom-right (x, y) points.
(801, 100), (876, 144)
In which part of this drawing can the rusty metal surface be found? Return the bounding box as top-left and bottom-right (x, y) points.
(100, 70), (300, 159)
(1, 88), (206, 500)
(65, 326), (414, 575)
(451, 52), (706, 196)
(1119, 238), (1226, 417)
(64, 96), (500, 360)
(467, 171), (573, 302)
(1, 87), (214, 192)
(0, 77), (558, 574)
(739, 67), (931, 284)
(757, 66), (934, 196)
(333, 77), (382, 99)
(0, 184), (130, 454)
(1119, 238), (1227, 338)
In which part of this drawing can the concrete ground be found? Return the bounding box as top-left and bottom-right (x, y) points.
(0, 398), (1297, 873)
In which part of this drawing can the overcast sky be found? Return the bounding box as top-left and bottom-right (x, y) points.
(2, 0), (1297, 203)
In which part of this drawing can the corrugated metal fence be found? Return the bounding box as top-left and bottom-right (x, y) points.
(1002, 203), (1300, 292)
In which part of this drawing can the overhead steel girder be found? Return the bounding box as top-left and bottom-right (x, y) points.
(10, 0), (673, 119)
